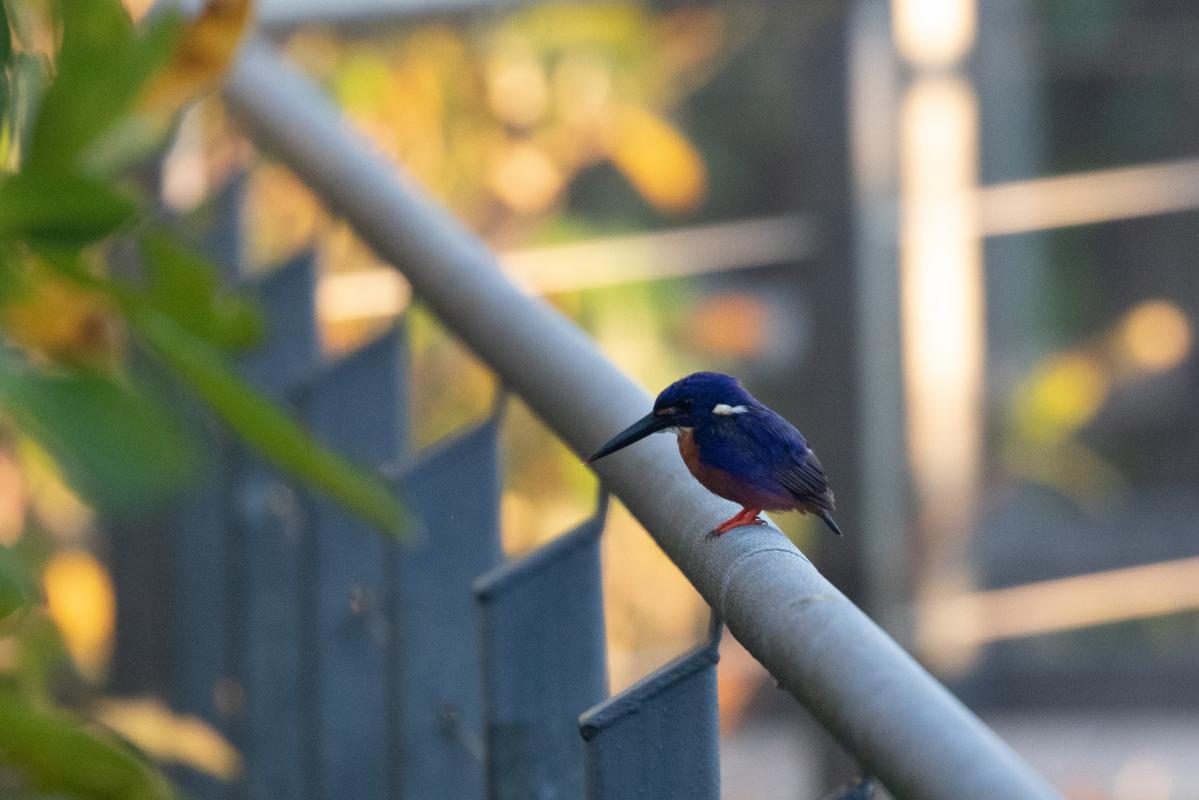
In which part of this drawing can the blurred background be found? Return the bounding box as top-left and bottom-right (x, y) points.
(5, 0), (1198, 798)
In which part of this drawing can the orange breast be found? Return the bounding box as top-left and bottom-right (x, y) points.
(677, 428), (751, 505)
(677, 428), (703, 476)
(675, 427), (797, 510)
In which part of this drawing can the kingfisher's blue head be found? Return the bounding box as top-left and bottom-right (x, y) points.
(585, 372), (758, 463)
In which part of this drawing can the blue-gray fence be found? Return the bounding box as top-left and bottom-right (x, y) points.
(114, 177), (728, 800)
(109, 33), (1064, 800)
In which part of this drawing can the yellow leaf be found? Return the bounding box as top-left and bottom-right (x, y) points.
(43, 550), (115, 681)
(138, 0), (254, 116)
(608, 105), (707, 215)
(0, 448), (26, 547)
(19, 438), (96, 540)
(93, 697), (243, 780)
(1, 268), (123, 369)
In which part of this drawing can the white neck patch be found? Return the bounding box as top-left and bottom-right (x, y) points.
(713, 403), (749, 416)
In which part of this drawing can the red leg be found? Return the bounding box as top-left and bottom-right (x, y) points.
(711, 507), (765, 536)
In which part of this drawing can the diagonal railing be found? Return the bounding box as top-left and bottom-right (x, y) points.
(221, 39), (1062, 800)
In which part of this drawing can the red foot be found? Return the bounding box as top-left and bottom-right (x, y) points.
(710, 507), (765, 536)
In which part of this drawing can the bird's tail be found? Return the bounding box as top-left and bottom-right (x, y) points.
(819, 509), (843, 536)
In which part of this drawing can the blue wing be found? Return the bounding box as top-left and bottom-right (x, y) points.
(775, 447), (835, 510)
(695, 408), (835, 510)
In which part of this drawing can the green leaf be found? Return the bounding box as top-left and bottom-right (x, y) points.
(0, 544), (36, 626)
(0, 3), (9, 139)
(0, 358), (194, 516)
(25, 2), (182, 173)
(0, 71), (9, 155)
(0, 172), (138, 246)
(131, 310), (410, 540)
(0, 692), (177, 800)
(139, 230), (263, 350)
(7, 51), (49, 159)
(0, 1), (11, 66)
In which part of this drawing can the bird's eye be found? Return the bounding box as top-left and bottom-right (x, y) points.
(679, 399), (694, 412)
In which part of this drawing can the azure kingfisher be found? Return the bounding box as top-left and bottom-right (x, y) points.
(585, 372), (842, 537)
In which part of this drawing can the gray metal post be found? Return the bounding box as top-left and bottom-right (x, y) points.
(848, 0), (910, 636)
(223, 40), (1062, 800)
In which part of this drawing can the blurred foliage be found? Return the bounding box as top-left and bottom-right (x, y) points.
(248, 4), (772, 269)
(0, 0), (405, 536)
(1000, 297), (1194, 508)
(0, 692), (176, 800)
(0, 543), (34, 624)
(91, 696), (243, 780)
(0, 358), (193, 515)
(0, 0), (408, 795)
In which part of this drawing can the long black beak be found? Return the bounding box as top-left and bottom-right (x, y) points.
(584, 412), (674, 464)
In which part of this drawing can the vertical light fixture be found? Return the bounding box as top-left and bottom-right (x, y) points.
(892, 0), (984, 671)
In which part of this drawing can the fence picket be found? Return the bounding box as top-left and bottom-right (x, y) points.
(303, 328), (407, 799)
(580, 619), (721, 800)
(198, 176), (245, 283)
(234, 251), (320, 800)
(474, 498), (608, 800)
(392, 417), (504, 798)
(239, 250), (321, 394)
(166, 439), (235, 800)
(165, 178), (247, 799)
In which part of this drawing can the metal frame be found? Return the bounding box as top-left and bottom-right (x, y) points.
(222, 39), (1062, 800)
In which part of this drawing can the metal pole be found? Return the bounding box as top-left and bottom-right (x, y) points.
(223, 40), (1061, 800)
